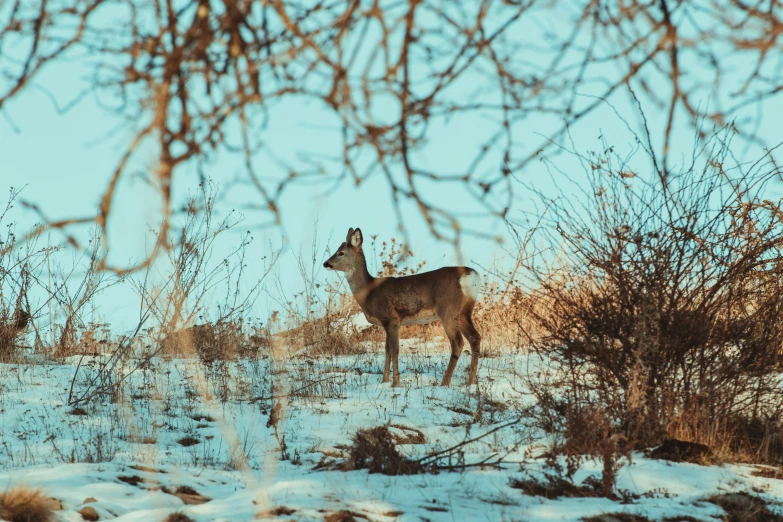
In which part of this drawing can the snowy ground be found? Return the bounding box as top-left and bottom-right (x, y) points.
(1, 339), (783, 521)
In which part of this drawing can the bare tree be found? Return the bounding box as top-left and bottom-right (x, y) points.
(2, 0), (782, 266)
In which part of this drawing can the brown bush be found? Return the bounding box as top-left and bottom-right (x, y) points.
(323, 511), (367, 522)
(510, 474), (600, 500)
(0, 309), (30, 362)
(163, 513), (195, 522)
(527, 128), (783, 462)
(342, 426), (423, 476)
(161, 324), (221, 360)
(0, 486), (54, 522)
(159, 321), (263, 362)
(706, 492), (783, 522)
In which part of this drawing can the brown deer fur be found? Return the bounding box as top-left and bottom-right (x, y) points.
(324, 228), (481, 386)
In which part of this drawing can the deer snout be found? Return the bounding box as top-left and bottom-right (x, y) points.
(323, 261), (333, 269)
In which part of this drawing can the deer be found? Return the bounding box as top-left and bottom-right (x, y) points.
(323, 228), (481, 387)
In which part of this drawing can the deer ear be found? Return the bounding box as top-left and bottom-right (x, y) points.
(350, 228), (363, 248)
(346, 228), (355, 243)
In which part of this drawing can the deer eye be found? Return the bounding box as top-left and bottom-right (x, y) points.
(338, 252), (345, 256)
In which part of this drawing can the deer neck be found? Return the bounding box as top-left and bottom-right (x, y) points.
(345, 254), (374, 306)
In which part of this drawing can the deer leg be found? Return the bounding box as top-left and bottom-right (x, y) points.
(440, 318), (464, 386)
(384, 321), (401, 387)
(382, 326), (392, 383)
(459, 304), (482, 385)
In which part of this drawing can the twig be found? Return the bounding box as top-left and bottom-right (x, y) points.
(247, 375), (344, 403)
(417, 416), (521, 464)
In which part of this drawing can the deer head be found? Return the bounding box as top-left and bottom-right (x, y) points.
(323, 228), (364, 274)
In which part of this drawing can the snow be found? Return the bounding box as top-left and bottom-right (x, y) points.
(1, 342), (782, 521)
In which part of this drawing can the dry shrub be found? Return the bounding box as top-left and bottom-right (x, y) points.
(163, 486), (209, 506)
(528, 383), (631, 497)
(159, 320), (264, 362)
(0, 486), (54, 522)
(752, 466), (783, 480)
(582, 515), (694, 522)
(143, 183), (273, 362)
(176, 437), (200, 447)
(510, 474), (600, 500)
(296, 315), (361, 356)
(323, 511), (367, 522)
(389, 424), (426, 445)
(527, 128), (783, 462)
(160, 324), (217, 359)
(0, 309), (30, 363)
(274, 236), (368, 356)
(558, 404), (630, 497)
(582, 513), (648, 522)
(117, 475), (144, 486)
(342, 426), (423, 475)
(163, 513), (195, 522)
(0, 190), (38, 363)
(584, 515), (704, 522)
(473, 285), (533, 355)
(275, 306), (365, 356)
(706, 492), (783, 522)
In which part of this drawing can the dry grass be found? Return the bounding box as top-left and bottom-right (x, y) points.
(582, 515), (652, 522)
(278, 314), (364, 356)
(583, 512), (707, 522)
(163, 513), (195, 522)
(322, 510), (368, 522)
(0, 486), (54, 522)
(0, 310), (30, 363)
(706, 492), (783, 522)
(510, 474), (600, 500)
(256, 506), (296, 517)
(342, 426), (424, 476)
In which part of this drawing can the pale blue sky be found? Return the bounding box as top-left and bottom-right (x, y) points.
(2, 3), (782, 331)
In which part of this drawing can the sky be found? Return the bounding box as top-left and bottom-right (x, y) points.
(2, 1), (782, 333)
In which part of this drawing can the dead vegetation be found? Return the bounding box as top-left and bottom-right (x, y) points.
(256, 506), (296, 517)
(0, 486), (54, 522)
(0, 1), (782, 519)
(163, 513), (194, 522)
(520, 126), (783, 498)
(510, 474), (601, 500)
(752, 466), (783, 480)
(582, 515), (701, 522)
(0, 308), (30, 362)
(341, 426), (424, 476)
(0, 126), (782, 521)
(706, 492), (783, 522)
(322, 511), (369, 522)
